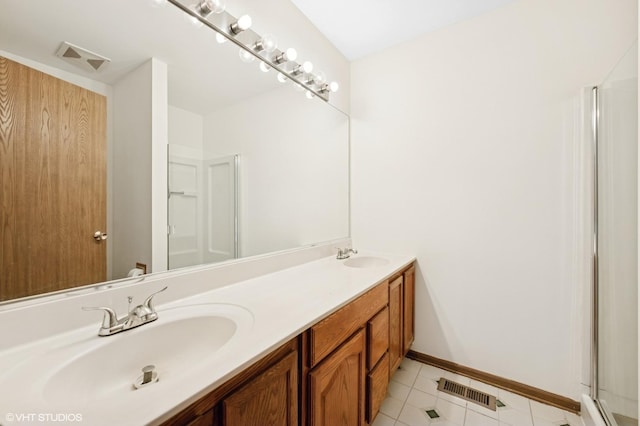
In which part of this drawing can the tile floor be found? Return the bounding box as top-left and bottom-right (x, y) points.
(373, 358), (584, 426)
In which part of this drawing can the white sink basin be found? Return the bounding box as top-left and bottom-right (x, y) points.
(4, 303), (253, 406)
(343, 256), (389, 268)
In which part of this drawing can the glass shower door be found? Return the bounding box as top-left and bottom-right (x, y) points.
(596, 41), (638, 426)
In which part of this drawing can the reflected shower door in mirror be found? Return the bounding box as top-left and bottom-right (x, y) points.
(168, 150), (239, 269)
(0, 0), (349, 304)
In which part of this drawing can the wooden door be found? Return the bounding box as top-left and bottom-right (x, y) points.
(0, 56), (106, 300)
(403, 266), (416, 354)
(309, 329), (366, 426)
(389, 276), (403, 375)
(223, 351), (298, 426)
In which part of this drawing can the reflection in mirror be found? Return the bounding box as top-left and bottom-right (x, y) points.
(0, 0), (349, 304)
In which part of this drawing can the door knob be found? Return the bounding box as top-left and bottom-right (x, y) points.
(93, 231), (108, 242)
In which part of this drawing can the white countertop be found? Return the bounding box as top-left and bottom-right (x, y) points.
(0, 251), (414, 426)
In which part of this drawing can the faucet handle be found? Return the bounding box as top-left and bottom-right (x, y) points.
(82, 306), (118, 329)
(143, 286), (168, 313)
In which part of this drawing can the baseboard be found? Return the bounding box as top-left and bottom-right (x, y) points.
(407, 350), (581, 414)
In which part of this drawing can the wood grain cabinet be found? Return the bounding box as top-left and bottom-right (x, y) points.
(161, 338), (298, 426)
(305, 281), (390, 426)
(389, 275), (404, 374)
(162, 262), (416, 426)
(222, 351), (298, 426)
(308, 329), (366, 426)
(403, 265), (415, 354)
(389, 266), (416, 378)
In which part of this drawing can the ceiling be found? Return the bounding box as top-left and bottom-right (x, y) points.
(0, 0), (286, 114)
(0, 0), (520, 114)
(289, 0), (519, 60)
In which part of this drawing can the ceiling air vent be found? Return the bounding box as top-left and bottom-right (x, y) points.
(55, 41), (110, 72)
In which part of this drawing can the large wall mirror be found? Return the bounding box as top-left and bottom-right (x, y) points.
(0, 0), (349, 303)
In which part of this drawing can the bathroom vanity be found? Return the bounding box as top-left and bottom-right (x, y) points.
(164, 262), (416, 426)
(0, 248), (415, 426)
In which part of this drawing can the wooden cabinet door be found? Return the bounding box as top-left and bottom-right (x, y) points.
(366, 353), (389, 424)
(223, 351), (298, 426)
(389, 276), (403, 374)
(403, 266), (415, 354)
(309, 329), (366, 426)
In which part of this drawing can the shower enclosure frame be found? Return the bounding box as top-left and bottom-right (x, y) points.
(590, 85), (619, 426)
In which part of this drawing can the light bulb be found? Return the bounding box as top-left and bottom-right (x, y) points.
(277, 73), (288, 83)
(274, 47), (297, 64)
(230, 14), (252, 34)
(253, 34), (278, 53)
(291, 61), (313, 76)
(259, 62), (271, 73)
(315, 71), (326, 85)
(215, 33), (227, 44)
(195, 0), (225, 16)
(305, 90), (315, 99)
(302, 61), (313, 73)
(285, 48), (297, 62)
(239, 49), (255, 63)
(320, 81), (339, 94)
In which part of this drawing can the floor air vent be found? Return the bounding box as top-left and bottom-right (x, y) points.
(437, 378), (497, 411)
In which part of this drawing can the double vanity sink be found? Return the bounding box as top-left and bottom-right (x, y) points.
(0, 251), (412, 425)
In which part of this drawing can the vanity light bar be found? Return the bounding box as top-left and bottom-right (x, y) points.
(167, 0), (337, 102)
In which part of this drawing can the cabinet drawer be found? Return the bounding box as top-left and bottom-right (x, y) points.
(367, 306), (389, 370)
(309, 281), (388, 367)
(367, 352), (390, 424)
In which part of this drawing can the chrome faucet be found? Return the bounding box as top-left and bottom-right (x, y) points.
(336, 247), (358, 260)
(83, 287), (167, 336)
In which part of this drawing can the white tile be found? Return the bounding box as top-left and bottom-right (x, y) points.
(435, 398), (467, 425)
(498, 408), (534, 426)
(397, 403), (433, 426)
(372, 413), (397, 426)
(465, 409), (500, 426)
(498, 389), (532, 413)
(406, 388), (438, 409)
(467, 402), (499, 420)
(413, 374), (440, 396)
(564, 412), (585, 426)
(400, 357), (423, 373)
(532, 417), (562, 426)
(436, 390), (468, 408)
(419, 364), (448, 380)
(392, 365), (420, 387)
(530, 401), (567, 423)
(380, 396), (406, 419)
(388, 380), (412, 402)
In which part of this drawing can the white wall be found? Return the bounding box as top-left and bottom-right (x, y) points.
(351, 0), (637, 400)
(113, 58), (168, 278)
(203, 86), (349, 257)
